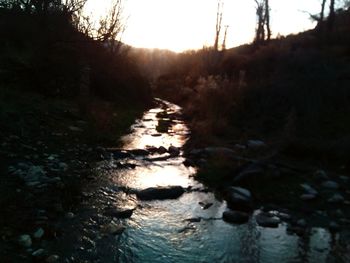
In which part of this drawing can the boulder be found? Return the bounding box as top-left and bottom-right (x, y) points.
(223, 210), (249, 224)
(226, 187), (253, 211)
(136, 186), (185, 200)
(104, 208), (134, 218)
(256, 213), (281, 228)
(168, 146), (180, 156)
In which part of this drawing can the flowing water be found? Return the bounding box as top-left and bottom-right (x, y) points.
(55, 99), (344, 263)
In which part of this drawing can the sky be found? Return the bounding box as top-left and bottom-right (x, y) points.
(84, 0), (322, 52)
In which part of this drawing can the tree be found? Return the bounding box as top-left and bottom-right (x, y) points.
(328, 0), (335, 31)
(214, 0), (223, 51)
(254, 0), (271, 44)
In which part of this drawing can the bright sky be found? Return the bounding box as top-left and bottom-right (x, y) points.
(84, 0), (321, 52)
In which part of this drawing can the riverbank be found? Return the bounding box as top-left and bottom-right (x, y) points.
(0, 88), (149, 261)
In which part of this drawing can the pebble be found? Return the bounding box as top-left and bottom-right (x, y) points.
(300, 194), (317, 201)
(322, 181), (339, 189)
(32, 248), (45, 257)
(297, 219), (307, 227)
(18, 234), (32, 248)
(46, 255), (60, 262)
(33, 228), (45, 239)
(313, 170), (329, 180)
(65, 212), (75, 219)
(328, 193), (344, 203)
(300, 183), (318, 195)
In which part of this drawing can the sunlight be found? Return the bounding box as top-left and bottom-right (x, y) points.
(85, 0), (320, 51)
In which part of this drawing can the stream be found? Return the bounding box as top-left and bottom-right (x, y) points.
(54, 99), (342, 263)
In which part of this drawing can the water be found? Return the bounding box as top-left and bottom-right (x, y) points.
(55, 99), (344, 262)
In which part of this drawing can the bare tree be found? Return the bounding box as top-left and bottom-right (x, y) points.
(254, 0), (271, 44)
(328, 0), (335, 31)
(214, 0), (223, 51)
(221, 25), (229, 51)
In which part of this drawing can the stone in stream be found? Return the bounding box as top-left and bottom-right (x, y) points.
(223, 210), (250, 224)
(255, 213), (281, 228)
(33, 228), (45, 239)
(233, 163), (265, 184)
(328, 193), (344, 203)
(157, 146), (168, 154)
(46, 255), (60, 263)
(247, 140), (266, 148)
(300, 194), (317, 201)
(18, 234), (32, 248)
(300, 183), (318, 195)
(102, 222), (125, 235)
(129, 149), (150, 156)
(136, 186), (185, 200)
(225, 186), (253, 211)
(322, 181), (339, 190)
(168, 146), (180, 156)
(104, 208), (134, 218)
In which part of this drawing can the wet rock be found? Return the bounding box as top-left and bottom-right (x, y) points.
(104, 208), (134, 218)
(103, 222), (125, 235)
(322, 181), (339, 189)
(168, 145), (180, 156)
(58, 162), (68, 171)
(136, 186), (185, 200)
(33, 228), (45, 239)
(32, 248), (45, 258)
(111, 150), (131, 159)
(300, 183), (318, 195)
(204, 147), (235, 156)
(198, 202), (213, 210)
(129, 149), (150, 156)
(226, 186), (253, 211)
(183, 159), (195, 167)
(157, 146), (168, 154)
(65, 212), (75, 219)
(18, 234), (32, 248)
(313, 170), (329, 181)
(247, 140), (266, 148)
(185, 217), (201, 223)
(297, 219), (307, 227)
(256, 213), (281, 228)
(277, 212), (292, 221)
(46, 255), (60, 262)
(329, 221), (340, 231)
(328, 193), (344, 203)
(300, 194), (317, 201)
(233, 163), (265, 184)
(25, 166), (46, 182)
(223, 210), (249, 224)
(69, 126), (83, 132)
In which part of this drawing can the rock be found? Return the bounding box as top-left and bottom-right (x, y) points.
(226, 186), (253, 211)
(300, 194), (317, 201)
(58, 162), (68, 171)
(297, 219), (307, 227)
(256, 213), (281, 228)
(69, 126), (83, 132)
(223, 210), (249, 224)
(183, 159), (195, 167)
(33, 228), (45, 239)
(65, 212), (75, 219)
(322, 181), (339, 189)
(46, 255), (60, 263)
(104, 208), (134, 218)
(168, 145), (180, 156)
(185, 217), (201, 223)
(32, 248), (45, 257)
(329, 221), (340, 231)
(234, 144), (247, 150)
(233, 163), (264, 183)
(300, 183), (318, 195)
(278, 212), (292, 221)
(247, 140), (266, 148)
(313, 170), (329, 180)
(328, 193), (344, 203)
(204, 147), (235, 156)
(157, 146), (168, 154)
(18, 234), (32, 248)
(198, 202), (213, 210)
(103, 222), (125, 235)
(111, 150), (131, 159)
(129, 149), (150, 156)
(136, 186), (185, 200)
(25, 166), (46, 182)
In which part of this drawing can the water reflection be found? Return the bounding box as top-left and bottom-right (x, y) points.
(107, 100), (340, 262)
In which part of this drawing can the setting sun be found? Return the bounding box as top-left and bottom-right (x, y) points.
(85, 0), (320, 52)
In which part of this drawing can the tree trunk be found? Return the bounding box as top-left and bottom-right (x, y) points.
(328, 0), (335, 32)
(265, 0), (271, 40)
